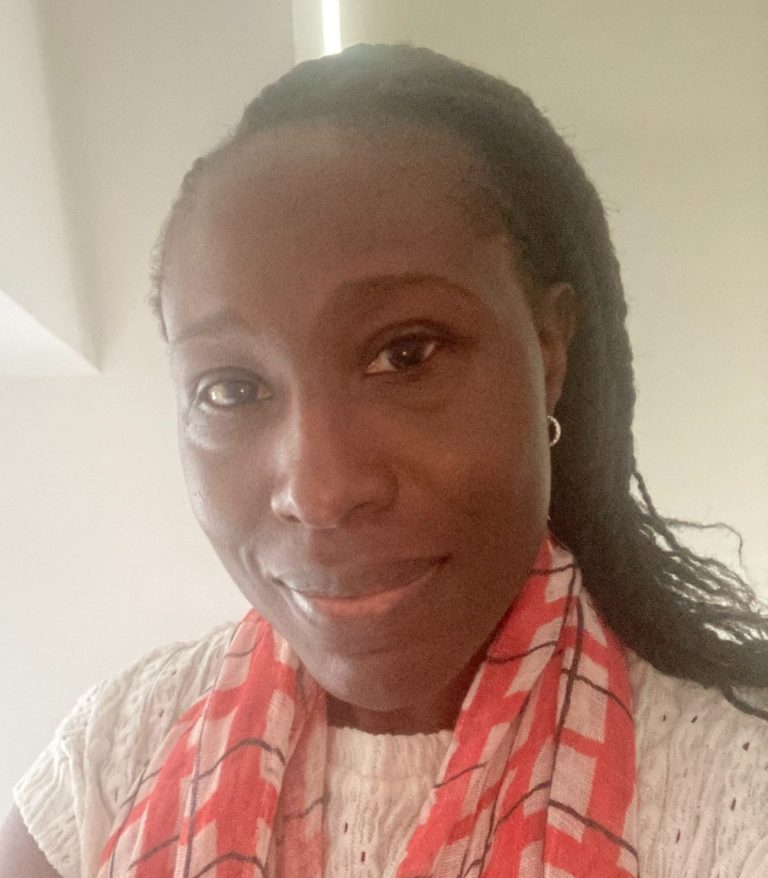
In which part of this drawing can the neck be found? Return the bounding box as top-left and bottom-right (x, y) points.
(326, 644), (487, 735)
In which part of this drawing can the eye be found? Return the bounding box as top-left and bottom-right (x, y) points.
(365, 335), (440, 375)
(194, 377), (271, 410)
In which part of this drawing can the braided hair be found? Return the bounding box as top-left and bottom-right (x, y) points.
(151, 43), (768, 715)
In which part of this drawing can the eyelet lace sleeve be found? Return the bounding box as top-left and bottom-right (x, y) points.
(12, 622), (235, 878)
(628, 651), (768, 877)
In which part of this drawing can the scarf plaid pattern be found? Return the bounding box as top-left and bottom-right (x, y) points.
(98, 536), (637, 877)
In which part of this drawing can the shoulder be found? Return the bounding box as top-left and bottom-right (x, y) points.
(13, 620), (237, 878)
(79, 619), (237, 763)
(628, 651), (768, 878)
(75, 619), (238, 795)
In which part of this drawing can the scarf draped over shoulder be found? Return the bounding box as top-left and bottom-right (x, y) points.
(98, 535), (638, 877)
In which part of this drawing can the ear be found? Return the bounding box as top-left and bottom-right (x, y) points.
(532, 282), (577, 413)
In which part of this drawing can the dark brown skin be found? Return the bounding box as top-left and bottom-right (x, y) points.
(0, 806), (63, 878)
(162, 122), (575, 735)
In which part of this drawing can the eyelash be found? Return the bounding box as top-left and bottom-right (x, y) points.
(191, 329), (450, 412)
(365, 332), (443, 375)
(192, 372), (269, 412)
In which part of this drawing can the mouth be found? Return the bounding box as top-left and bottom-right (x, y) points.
(275, 556), (448, 621)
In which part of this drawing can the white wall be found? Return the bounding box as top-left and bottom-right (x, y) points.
(0, 0), (94, 373)
(2, 0), (766, 811)
(0, 0), (295, 810)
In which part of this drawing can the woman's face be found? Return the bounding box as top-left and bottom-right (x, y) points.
(162, 123), (573, 732)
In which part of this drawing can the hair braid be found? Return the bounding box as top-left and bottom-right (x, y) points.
(151, 43), (768, 715)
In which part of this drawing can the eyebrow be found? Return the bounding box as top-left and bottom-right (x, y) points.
(169, 272), (475, 346)
(170, 308), (249, 346)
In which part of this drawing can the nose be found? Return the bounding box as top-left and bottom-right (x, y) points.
(269, 398), (397, 528)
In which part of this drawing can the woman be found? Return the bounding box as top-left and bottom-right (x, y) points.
(3, 43), (767, 878)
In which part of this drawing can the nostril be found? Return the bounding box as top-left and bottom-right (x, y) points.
(269, 411), (397, 526)
(270, 466), (397, 528)
(270, 486), (298, 523)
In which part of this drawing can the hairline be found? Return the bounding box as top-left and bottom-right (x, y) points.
(151, 115), (543, 339)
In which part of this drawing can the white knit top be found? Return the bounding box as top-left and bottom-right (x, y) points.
(13, 621), (768, 878)
(324, 726), (453, 876)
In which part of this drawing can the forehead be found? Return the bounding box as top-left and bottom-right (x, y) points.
(162, 122), (517, 339)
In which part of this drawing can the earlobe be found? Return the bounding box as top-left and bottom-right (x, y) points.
(534, 282), (577, 413)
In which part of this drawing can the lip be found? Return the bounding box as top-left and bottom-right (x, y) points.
(277, 556), (446, 620)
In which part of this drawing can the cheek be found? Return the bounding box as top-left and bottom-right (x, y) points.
(178, 432), (290, 624)
(448, 410), (549, 548)
(439, 352), (550, 544)
(450, 355), (545, 474)
(177, 419), (265, 550)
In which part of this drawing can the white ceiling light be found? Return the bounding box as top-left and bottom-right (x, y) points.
(321, 0), (341, 55)
(292, 0), (341, 63)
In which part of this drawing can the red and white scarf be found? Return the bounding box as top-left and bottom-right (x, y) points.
(98, 535), (637, 877)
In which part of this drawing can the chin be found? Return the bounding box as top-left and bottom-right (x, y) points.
(311, 639), (479, 733)
(320, 647), (426, 702)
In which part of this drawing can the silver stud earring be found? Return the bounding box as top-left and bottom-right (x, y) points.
(548, 414), (562, 447)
